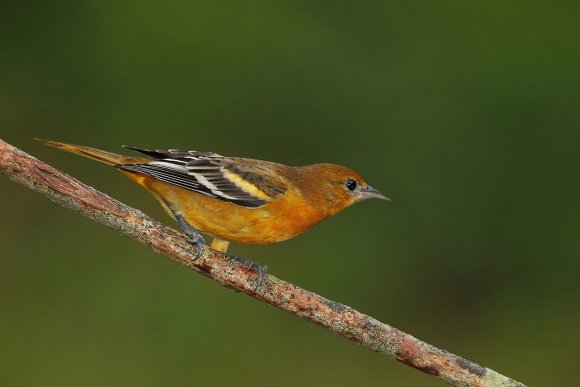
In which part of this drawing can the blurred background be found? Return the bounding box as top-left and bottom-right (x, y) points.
(1, 1), (579, 386)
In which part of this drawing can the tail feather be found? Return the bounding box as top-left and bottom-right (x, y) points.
(35, 139), (148, 166)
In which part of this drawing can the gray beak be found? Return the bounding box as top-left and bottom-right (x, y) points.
(359, 185), (391, 201)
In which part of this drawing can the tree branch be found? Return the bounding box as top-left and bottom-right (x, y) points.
(0, 139), (525, 387)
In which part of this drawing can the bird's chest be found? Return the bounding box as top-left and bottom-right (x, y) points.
(245, 195), (328, 242)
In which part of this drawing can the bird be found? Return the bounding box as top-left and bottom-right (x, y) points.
(37, 139), (389, 289)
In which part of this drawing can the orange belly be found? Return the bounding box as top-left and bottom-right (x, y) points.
(121, 170), (328, 244)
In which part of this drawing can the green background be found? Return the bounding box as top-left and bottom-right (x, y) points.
(1, 2), (579, 386)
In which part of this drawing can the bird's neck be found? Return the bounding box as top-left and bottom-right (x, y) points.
(294, 165), (349, 218)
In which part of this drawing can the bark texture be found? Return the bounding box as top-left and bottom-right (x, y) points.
(0, 139), (525, 387)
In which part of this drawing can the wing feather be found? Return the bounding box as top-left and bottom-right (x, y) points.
(118, 147), (287, 208)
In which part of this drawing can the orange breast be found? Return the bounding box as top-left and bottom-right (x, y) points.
(121, 171), (329, 244)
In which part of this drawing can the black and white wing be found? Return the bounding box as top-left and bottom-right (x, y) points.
(118, 146), (286, 208)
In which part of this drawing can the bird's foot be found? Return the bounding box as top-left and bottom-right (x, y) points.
(226, 254), (267, 291)
(185, 232), (206, 260)
(175, 214), (206, 259)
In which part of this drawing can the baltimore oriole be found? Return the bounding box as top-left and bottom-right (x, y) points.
(38, 139), (389, 288)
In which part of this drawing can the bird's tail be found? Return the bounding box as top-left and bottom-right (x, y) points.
(35, 139), (147, 165)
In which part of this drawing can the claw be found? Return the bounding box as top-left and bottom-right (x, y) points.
(254, 264), (267, 291)
(226, 254), (267, 291)
(186, 234), (206, 260)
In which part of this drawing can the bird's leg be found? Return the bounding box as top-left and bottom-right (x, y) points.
(173, 213), (206, 259)
(224, 253), (268, 292)
(210, 237), (230, 253)
(161, 199), (206, 258)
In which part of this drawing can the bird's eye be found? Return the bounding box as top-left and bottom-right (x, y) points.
(345, 179), (358, 192)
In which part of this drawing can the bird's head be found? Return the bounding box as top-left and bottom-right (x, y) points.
(300, 163), (390, 216)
